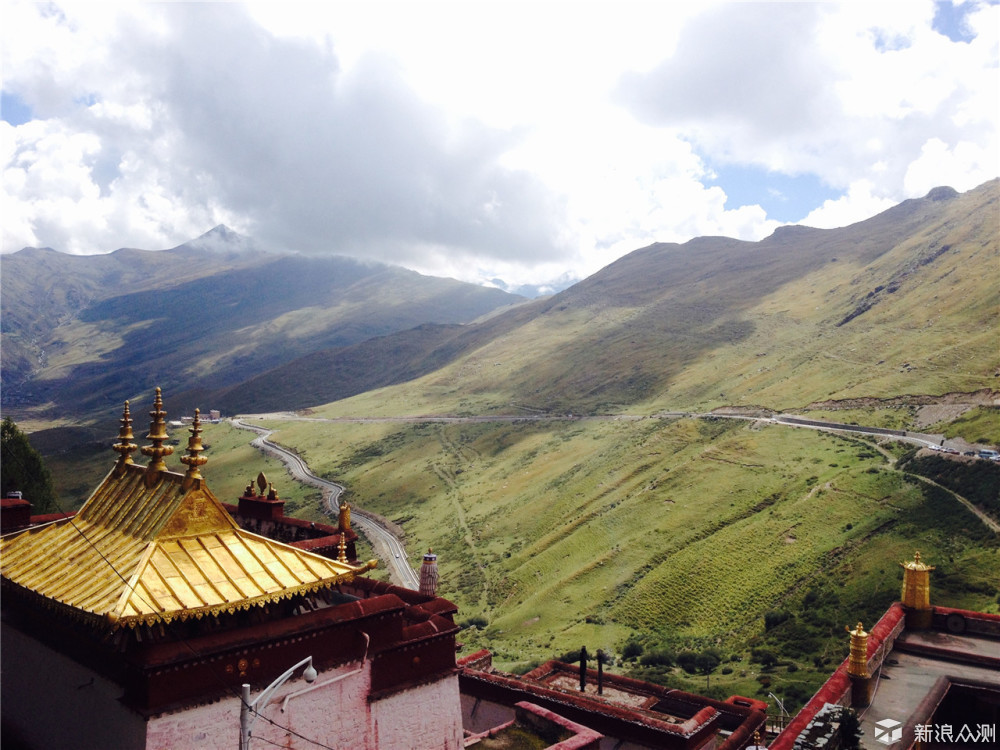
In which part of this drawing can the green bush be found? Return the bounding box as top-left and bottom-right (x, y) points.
(764, 609), (791, 630)
(639, 649), (674, 667)
(622, 640), (644, 660)
(676, 651), (699, 673)
(751, 648), (778, 668)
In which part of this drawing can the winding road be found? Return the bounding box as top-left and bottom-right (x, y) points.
(231, 418), (420, 589)
(232, 409), (996, 586)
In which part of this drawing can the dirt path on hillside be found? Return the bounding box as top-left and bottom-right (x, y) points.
(236, 405), (999, 539)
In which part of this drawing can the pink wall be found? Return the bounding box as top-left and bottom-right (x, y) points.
(147, 659), (464, 750)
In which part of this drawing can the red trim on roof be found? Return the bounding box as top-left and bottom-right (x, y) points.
(769, 603), (906, 750)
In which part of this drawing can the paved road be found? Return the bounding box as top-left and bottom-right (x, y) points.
(231, 419), (420, 589)
(233, 409), (996, 565)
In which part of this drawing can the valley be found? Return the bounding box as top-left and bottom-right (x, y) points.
(196, 399), (998, 710)
(9, 180), (999, 714)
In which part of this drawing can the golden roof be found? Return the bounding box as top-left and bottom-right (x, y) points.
(1, 395), (371, 630)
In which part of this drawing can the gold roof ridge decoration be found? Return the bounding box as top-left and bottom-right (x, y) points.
(900, 550), (935, 572)
(112, 400), (138, 472)
(180, 407), (208, 489)
(0, 388), (374, 630)
(141, 387), (174, 479)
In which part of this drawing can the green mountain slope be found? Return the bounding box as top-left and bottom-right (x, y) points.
(1, 227), (524, 420)
(300, 180), (998, 419)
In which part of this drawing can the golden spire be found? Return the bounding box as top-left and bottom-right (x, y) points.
(846, 621), (869, 677)
(337, 533), (348, 563)
(338, 500), (351, 532)
(900, 550), (935, 610)
(141, 387), (174, 477)
(180, 408), (208, 488)
(112, 400), (138, 473)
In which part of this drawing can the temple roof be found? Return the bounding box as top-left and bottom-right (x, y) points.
(0, 394), (370, 630)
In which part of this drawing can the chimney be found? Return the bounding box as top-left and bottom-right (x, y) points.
(1, 493), (32, 533)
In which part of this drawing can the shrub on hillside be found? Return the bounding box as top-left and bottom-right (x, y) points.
(459, 615), (489, 630)
(764, 609), (791, 630)
(639, 649), (674, 667)
(676, 651), (699, 673)
(622, 640), (644, 661)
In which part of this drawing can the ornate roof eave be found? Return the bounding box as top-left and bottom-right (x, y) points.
(2, 564), (374, 633)
(110, 571), (365, 630)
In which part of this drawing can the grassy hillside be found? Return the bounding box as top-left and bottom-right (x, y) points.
(279, 181), (997, 420)
(248, 412), (997, 706)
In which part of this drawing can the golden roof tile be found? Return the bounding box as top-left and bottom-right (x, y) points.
(1, 461), (368, 630)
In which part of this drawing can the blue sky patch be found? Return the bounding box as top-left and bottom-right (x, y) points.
(932, 0), (982, 43)
(707, 163), (840, 224)
(1, 91), (34, 126)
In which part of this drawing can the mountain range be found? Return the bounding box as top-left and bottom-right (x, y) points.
(2, 179), (997, 430)
(1, 226), (524, 420)
(176, 178), (1000, 418)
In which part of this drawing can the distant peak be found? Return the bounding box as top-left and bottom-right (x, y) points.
(925, 186), (958, 202)
(198, 224), (244, 241)
(178, 225), (258, 254)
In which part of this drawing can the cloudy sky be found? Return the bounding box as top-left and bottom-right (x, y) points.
(2, 1), (997, 292)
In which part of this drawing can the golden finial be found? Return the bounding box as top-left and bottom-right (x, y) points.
(180, 408), (208, 488)
(900, 550), (934, 572)
(141, 387), (174, 476)
(846, 621), (869, 677)
(900, 550), (935, 619)
(256, 472), (268, 495)
(267, 483), (279, 501)
(338, 500), (351, 532)
(337, 533), (348, 563)
(112, 400), (138, 472)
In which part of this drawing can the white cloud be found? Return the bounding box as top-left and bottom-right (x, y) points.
(798, 179), (898, 230)
(2, 1), (997, 289)
(615, 1), (998, 197)
(903, 137), (998, 196)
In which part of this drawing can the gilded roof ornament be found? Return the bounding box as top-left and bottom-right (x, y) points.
(846, 621), (869, 677)
(112, 400), (138, 473)
(900, 550), (935, 572)
(900, 550), (934, 613)
(337, 533), (348, 563)
(180, 408), (208, 488)
(141, 387), (174, 477)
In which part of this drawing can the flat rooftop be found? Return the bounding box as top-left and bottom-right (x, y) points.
(859, 628), (1000, 750)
